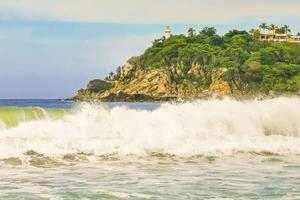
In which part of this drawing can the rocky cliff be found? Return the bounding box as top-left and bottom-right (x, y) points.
(72, 59), (235, 101)
(72, 27), (300, 101)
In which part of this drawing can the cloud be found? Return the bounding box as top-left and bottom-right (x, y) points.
(0, 0), (299, 24)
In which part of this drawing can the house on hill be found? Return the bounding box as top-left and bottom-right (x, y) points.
(258, 29), (300, 43)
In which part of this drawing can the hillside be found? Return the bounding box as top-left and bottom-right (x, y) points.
(72, 27), (300, 101)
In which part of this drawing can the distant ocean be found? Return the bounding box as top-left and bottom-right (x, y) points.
(0, 98), (300, 199)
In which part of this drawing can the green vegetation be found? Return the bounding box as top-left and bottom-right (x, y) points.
(259, 23), (291, 34)
(124, 26), (300, 94)
(99, 25), (300, 97)
(87, 79), (113, 93)
(104, 66), (121, 81)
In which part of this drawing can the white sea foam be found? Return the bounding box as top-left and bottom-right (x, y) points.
(0, 122), (4, 130)
(0, 97), (300, 159)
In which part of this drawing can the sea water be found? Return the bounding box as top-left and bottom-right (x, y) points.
(0, 98), (300, 199)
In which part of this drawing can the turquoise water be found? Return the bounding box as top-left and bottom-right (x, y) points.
(0, 98), (300, 199)
(0, 99), (160, 110)
(0, 99), (160, 127)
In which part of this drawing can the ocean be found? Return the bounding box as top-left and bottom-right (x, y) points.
(0, 98), (300, 199)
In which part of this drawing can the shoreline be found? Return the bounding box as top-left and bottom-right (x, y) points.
(66, 93), (300, 103)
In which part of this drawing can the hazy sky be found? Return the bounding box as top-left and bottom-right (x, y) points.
(0, 0), (300, 98)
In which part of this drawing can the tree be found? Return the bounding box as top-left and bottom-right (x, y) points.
(226, 67), (241, 92)
(267, 24), (277, 42)
(209, 35), (224, 46)
(224, 29), (249, 39)
(87, 79), (113, 93)
(230, 35), (249, 48)
(259, 23), (268, 33)
(250, 29), (260, 40)
(199, 27), (217, 37)
(259, 23), (268, 40)
(283, 25), (291, 34)
(187, 28), (196, 37)
(297, 32), (300, 36)
(115, 66), (122, 79)
(105, 72), (115, 81)
(259, 47), (278, 65)
(242, 60), (264, 83)
(272, 63), (299, 79)
(152, 38), (163, 47)
(275, 27), (285, 34)
(268, 24), (277, 31)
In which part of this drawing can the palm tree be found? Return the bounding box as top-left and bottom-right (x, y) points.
(259, 23), (268, 40)
(282, 25), (291, 41)
(187, 28), (196, 37)
(267, 24), (277, 41)
(268, 24), (277, 31)
(283, 25), (291, 34)
(108, 72), (114, 80)
(259, 23), (268, 33)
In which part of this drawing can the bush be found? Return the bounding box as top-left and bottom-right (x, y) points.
(87, 79), (113, 93)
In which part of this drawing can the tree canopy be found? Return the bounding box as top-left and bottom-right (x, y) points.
(106, 26), (300, 94)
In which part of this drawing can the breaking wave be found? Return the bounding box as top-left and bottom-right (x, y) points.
(0, 97), (300, 162)
(0, 107), (66, 128)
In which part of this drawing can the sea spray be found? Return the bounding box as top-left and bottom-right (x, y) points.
(0, 97), (300, 159)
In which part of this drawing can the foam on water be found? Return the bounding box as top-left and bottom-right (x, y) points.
(0, 97), (300, 160)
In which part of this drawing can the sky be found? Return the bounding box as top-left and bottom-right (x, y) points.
(0, 0), (300, 98)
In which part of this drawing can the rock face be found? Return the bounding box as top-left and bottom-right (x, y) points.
(72, 59), (235, 102)
(114, 69), (174, 98)
(73, 68), (177, 101)
(209, 81), (231, 95)
(208, 68), (231, 95)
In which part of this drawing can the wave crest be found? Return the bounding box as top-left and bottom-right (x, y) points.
(0, 97), (300, 159)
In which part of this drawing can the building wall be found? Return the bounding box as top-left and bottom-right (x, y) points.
(259, 33), (300, 43)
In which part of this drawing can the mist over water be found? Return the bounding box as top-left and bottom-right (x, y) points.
(0, 97), (300, 160)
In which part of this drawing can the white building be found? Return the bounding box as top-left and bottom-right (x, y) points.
(290, 35), (300, 42)
(165, 26), (172, 39)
